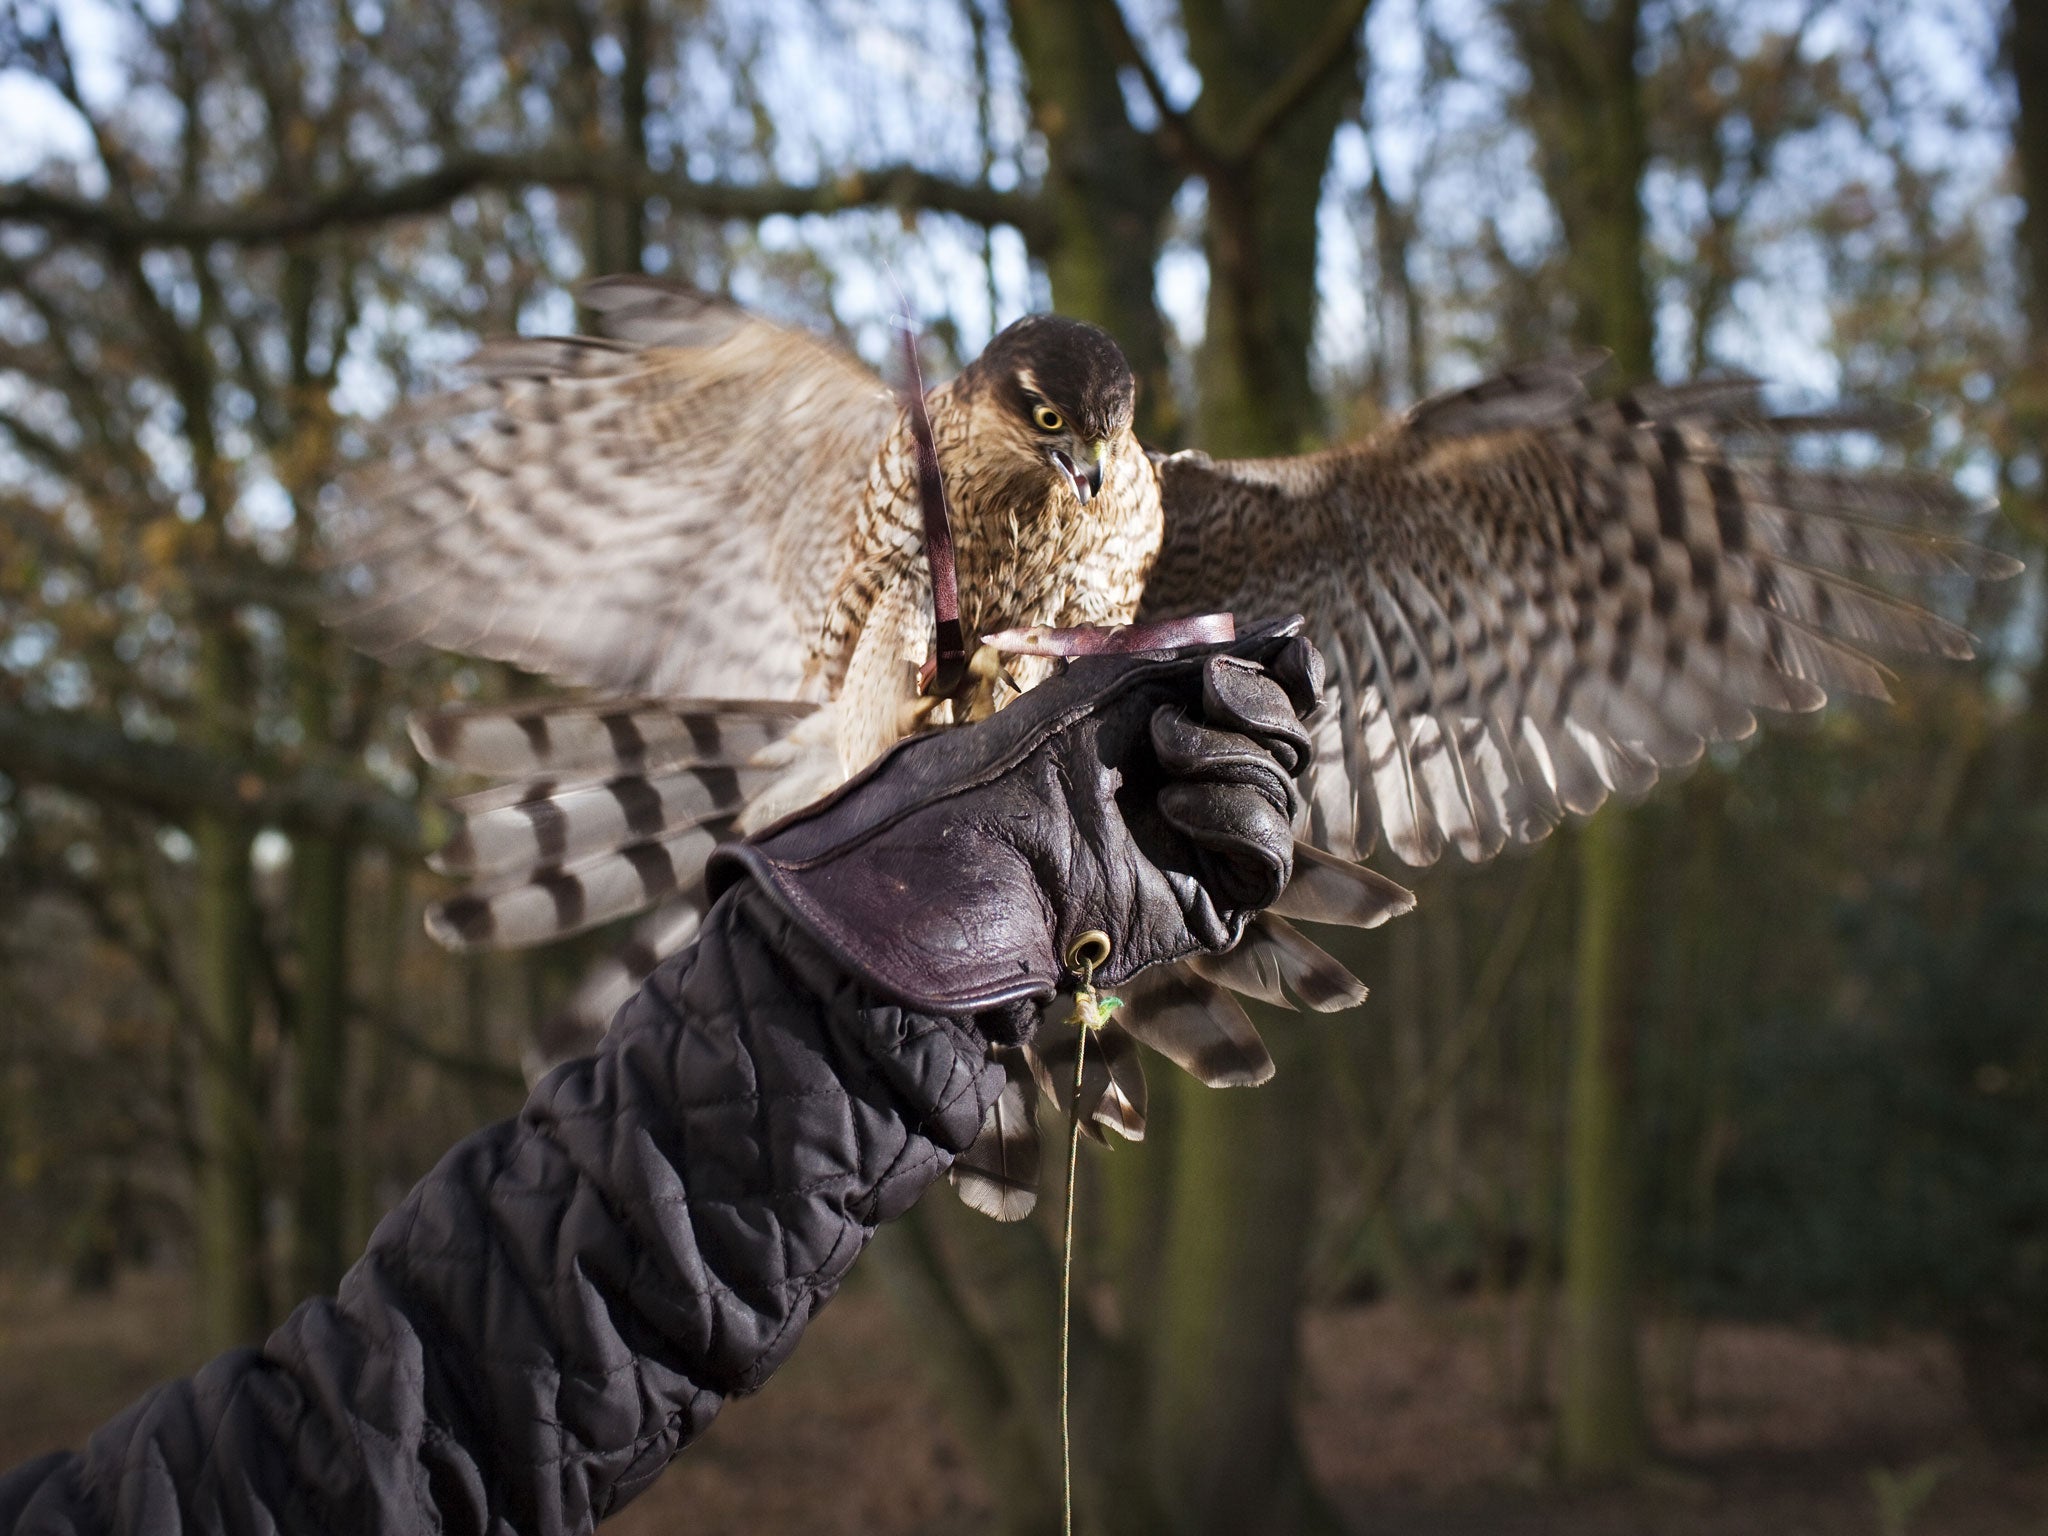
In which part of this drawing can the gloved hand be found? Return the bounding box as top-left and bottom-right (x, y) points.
(709, 621), (1324, 1038)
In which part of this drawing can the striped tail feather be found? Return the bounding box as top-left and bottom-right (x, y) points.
(430, 766), (767, 880)
(1187, 913), (1369, 1012)
(951, 1048), (1043, 1222)
(1182, 842), (1412, 1015)
(1270, 842), (1416, 928)
(414, 696), (816, 957)
(410, 697), (815, 779)
(410, 698), (849, 1081)
(426, 819), (733, 950)
(1117, 965), (1275, 1089)
(946, 852), (1410, 1217)
(1026, 1012), (1148, 1142)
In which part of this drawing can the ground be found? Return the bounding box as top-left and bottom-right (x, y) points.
(2, 1270), (2042, 1534)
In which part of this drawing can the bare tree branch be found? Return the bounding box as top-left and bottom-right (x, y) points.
(8, 6), (139, 204)
(1, 154), (1053, 252)
(1087, 0), (1221, 174)
(1222, 0), (1371, 165)
(1089, 0), (1370, 173)
(58, 829), (212, 1055)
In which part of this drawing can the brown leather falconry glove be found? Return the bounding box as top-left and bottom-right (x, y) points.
(709, 620), (1325, 1042)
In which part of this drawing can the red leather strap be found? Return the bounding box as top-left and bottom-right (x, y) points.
(899, 327), (968, 700)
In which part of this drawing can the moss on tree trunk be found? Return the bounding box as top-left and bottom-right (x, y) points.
(1558, 813), (1649, 1474)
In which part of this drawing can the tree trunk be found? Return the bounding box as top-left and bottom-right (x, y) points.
(351, 854), (413, 1252)
(1143, 7), (1362, 1528)
(287, 626), (353, 1301)
(1517, 950), (1565, 1417)
(1501, 0), (1655, 1480)
(1941, 4), (2048, 1447)
(593, 0), (650, 279)
(2009, 0), (2048, 730)
(1557, 813), (1648, 1474)
(1508, 0), (1656, 377)
(2011, 0), (2048, 367)
(1148, 1022), (1340, 1536)
(1183, 0), (1362, 456)
(867, 1210), (1064, 1536)
(288, 830), (350, 1299)
(1006, 0), (1183, 443)
(191, 622), (270, 1350)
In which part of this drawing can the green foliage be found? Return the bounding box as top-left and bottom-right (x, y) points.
(1869, 1457), (1958, 1536)
(1643, 707), (2048, 1437)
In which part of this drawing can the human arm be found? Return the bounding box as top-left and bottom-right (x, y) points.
(1, 885), (1000, 1536)
(0, 630), (1319, 1536)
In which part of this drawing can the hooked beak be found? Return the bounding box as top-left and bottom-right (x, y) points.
(1050, 443), (1106, 506)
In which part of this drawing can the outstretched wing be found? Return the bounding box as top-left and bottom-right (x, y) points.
(331, 278), (898, 700)
(1142, 361), (2018, 867)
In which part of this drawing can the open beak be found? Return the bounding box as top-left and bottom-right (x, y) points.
(1051, 444), (1106, 506)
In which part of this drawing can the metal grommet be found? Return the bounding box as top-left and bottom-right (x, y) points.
(1065, 929), (1111, 975)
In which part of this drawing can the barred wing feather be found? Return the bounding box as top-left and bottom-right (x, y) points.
(1141, 361), (2018, 868)
(331, 278), (897, 701)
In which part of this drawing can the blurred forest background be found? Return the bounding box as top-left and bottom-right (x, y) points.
(0, 0), (2044, 1531)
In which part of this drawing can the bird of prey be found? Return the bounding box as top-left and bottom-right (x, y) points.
(335, 275), (2015, 1218)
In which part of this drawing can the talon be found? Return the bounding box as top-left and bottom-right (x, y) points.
(898, 693), (946, 735)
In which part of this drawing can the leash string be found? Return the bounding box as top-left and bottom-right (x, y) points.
(1061, 1022), (1086, 1536)
(1059, 930), (1114, 1536)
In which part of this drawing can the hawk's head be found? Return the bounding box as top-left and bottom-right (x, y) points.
(967, 315), (1135, 508)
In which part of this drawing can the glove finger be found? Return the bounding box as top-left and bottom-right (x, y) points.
(1150, 705), (1301, 807)
(1201, 656), (1312, 774)
(1158, 780), (1296, 912)
(1254, 635), (1326, 717)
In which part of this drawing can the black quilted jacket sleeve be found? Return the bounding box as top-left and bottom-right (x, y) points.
(0, 884), (1004, 1536)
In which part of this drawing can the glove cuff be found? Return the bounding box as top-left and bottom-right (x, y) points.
(712, 832), (1058, 1019)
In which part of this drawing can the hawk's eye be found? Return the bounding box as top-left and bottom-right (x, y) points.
(1031, 403), (1065, 433)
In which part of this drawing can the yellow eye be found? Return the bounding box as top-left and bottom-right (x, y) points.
(1031, 403), (1065, 433)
